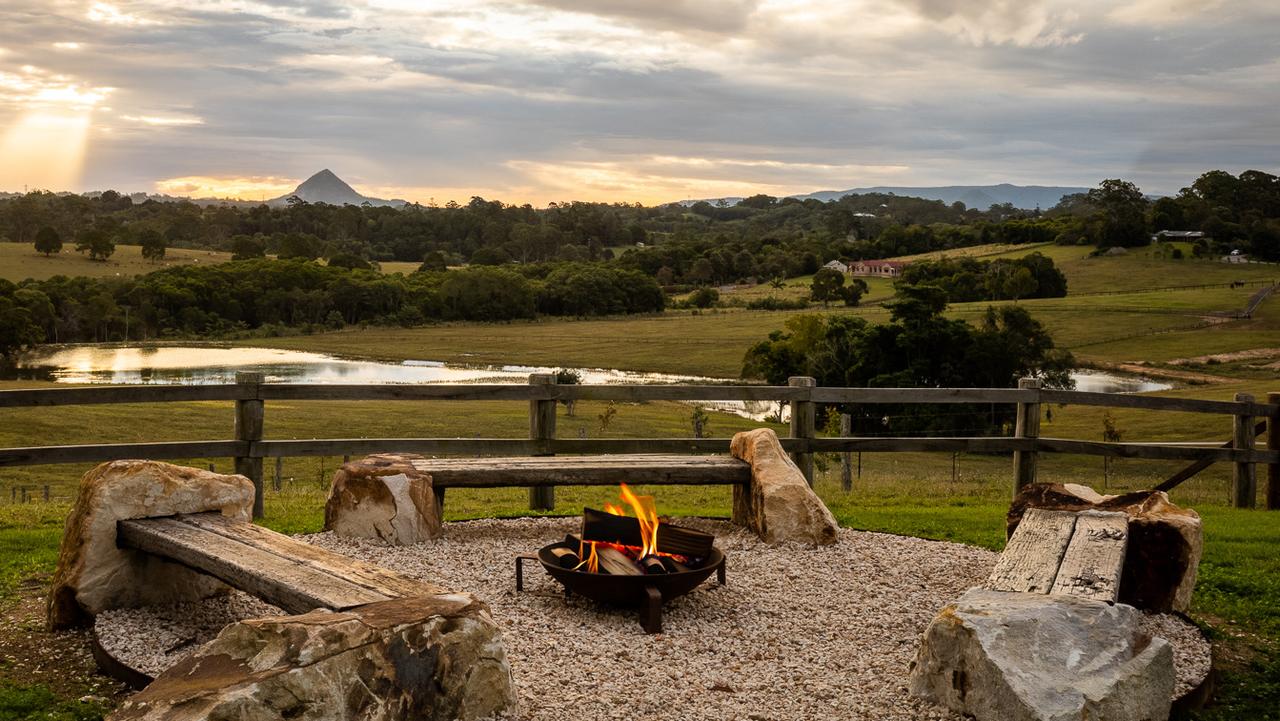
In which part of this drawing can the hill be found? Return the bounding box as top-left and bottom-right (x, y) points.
(680, 183), (1091, 210)
(265, 169), (405, 208)
(793, 183), (1090, 209)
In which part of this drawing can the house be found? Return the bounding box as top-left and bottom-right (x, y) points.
(851, 259), (908, 277)
(823, 259), (849, 274)
(1152, 230), (1205, 242)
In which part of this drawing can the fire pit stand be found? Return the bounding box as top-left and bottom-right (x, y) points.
(516, 541), (726, 633)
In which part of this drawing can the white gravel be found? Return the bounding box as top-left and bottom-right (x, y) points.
(94, 517), (1212, 720)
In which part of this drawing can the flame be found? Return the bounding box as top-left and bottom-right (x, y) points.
(618, 483), (659, 558)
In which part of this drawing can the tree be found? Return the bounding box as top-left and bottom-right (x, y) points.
(76, 229), (115, 260)
(689, 287), (719, 308)
(34, 226), (62, 257)
(842, 278), (868, 307)
(139, 228), (167, 261)
(809, 267), (845, 307)
(328, 253), (372, 270)
(230, 235), (266, 260)
(554, 368), (582, 416)
(1003, 267), (1037, 302)
(1087, 179), (1149, 248)
(0, 293), (43, 360)
(418, 251), (448, 272)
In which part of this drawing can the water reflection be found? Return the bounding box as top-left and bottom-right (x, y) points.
(12, 345), (1171, 421)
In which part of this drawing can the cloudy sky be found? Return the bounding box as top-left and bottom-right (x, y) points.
(0, 0), (1277, 205)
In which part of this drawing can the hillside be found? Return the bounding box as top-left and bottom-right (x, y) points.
(793, 183), (1090, 209)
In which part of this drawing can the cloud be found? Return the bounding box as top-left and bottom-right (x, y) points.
(0, 0), (1275, 198)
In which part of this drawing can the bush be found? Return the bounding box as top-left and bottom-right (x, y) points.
(746, 296), (809, 310)
(689, 286), (719, 308)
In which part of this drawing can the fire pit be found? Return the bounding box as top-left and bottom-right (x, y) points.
(516, 485), (726, 632)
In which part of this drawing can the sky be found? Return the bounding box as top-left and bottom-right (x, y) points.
(0, 0), (1277, 206)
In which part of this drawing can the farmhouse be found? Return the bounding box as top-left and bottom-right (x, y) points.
(823, 259), (849, 274)
(851, 259), (908, 277)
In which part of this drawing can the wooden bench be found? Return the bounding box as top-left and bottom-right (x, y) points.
(409, 454), (751, 488)
(986, 508), (1129, 602)
(408, 454), (752, 509)
(118, 512), (443, 614)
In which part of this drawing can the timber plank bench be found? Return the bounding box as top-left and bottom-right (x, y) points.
(986, 507), (1129, 602)
(409, 454), (752, 489)
(117, 511), (444, 613)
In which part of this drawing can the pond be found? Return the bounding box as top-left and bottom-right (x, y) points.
(11, 345), (1172, 421)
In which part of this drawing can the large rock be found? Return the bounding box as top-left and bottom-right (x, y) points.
(729, 428), (839, 545)
(48, 461), (254, 630)
(1009, 484), (1202, 612)
(910, 588), (1174, 721)
(325, 453), (441, 545)
(110, 594), (517, 721)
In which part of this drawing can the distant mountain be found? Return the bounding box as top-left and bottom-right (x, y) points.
(794, 184), (1090, 210)
(678, 183), (1092, 210)
(266, 169), (406, 207)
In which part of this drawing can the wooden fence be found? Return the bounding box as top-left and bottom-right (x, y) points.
(1, 373), (1277, 517)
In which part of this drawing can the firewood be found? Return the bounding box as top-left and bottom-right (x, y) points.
(547, 547), (580, 569)
(639, 555), (667, 574)
(581, 508), (714, 558)
(595, 546), (643, 575)
(659, 556), (690, 574)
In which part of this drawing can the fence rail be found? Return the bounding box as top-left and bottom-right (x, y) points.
(2, 375), (1277, 514)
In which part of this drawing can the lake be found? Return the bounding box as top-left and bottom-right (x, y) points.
(12, 345), (1172, 421)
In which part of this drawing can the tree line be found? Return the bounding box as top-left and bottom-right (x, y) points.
(0, 260), (663, 359)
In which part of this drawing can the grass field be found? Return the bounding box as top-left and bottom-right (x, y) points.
(0, 243), (236, 282)
(4, 241), (1280, 718)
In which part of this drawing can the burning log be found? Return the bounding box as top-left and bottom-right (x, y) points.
(658, 556), (689, 574)
(547, 547), (580, 569)
(639, 555), (668, 575)
(582, 507), (714, 558)
(595, 546), (643, 576)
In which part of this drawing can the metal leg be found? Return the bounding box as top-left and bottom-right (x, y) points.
(717, 560), (727, 586)
(515, 554), (538, 592)
(641, 586), (662, 633)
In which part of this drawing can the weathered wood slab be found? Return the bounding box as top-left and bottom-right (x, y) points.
(1050, 510), (1128, 602)
(118, 513), (440, 613)
(408, 454), (751, 487)
(987, 509), (1078, 594)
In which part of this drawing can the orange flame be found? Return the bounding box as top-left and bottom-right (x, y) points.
(618, 483), (659, 557)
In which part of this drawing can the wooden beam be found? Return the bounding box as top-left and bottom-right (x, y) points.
(987, 508), (1077, 594)
(1155, 420), (1267, 492)
(0, 385), (245, 408)
(234, 372), (265, 519)
(1269, 392), (1280, 511)
(118, 516), (391, 613)
(811, 387), (1035, 404)
(1234, 393), (1257, 509)
(1041, 389), (1277, 417)
(789, 377), (816, 486)
(0, 441), (245, 467)
(410, 454), (750, 488)
(1013, 377), (1043, 495)
(529, 373), (557, 511)
(1050, 511), (1128, 603)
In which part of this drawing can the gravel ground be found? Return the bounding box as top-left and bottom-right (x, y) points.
(95, 518), (1211, 720)
(1139, 611), (1213, 699)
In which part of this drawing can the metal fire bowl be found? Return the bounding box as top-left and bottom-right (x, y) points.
(516, 541), (725, 632)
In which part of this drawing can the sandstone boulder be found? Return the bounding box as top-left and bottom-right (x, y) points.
(730, 428), (839, 545)
(48, 461), (255, 630)
(110, 593), (518, 721)
(910, 588), (1174, 721)
(325, 453), (441, 545)
(1010, 483), (1202, 612)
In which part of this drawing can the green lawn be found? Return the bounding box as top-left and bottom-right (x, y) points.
(0, 243), (236, 283)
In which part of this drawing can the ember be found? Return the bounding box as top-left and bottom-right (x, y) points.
(516, 484), (725, 632)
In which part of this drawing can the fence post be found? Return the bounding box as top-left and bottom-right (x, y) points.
(529, 373), (557, 511)
(234, 371), (266, 519)
(274, 456), (283, 492)
(788, 376), (816, 486)
(840, 413), (852, 492)
(1012, 377), (1042, 496)
(1268, 392), (1279, 511)
(1233, 393), (1257, 509)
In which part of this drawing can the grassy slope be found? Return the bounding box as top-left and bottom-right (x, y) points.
(0, 244), (235, 282)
